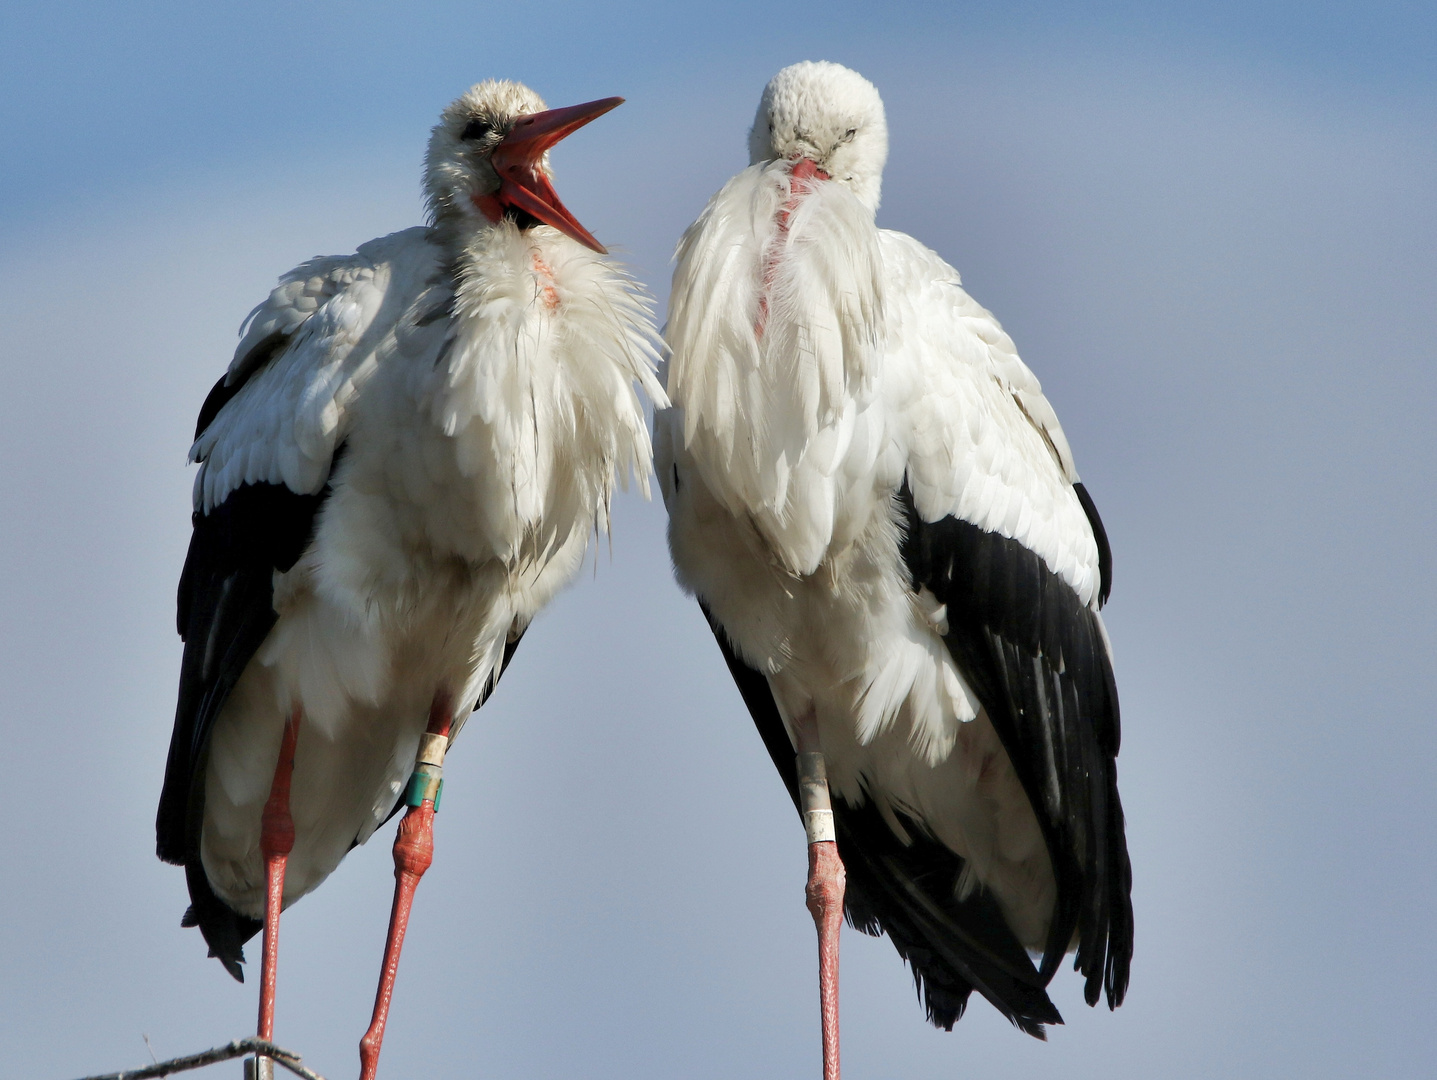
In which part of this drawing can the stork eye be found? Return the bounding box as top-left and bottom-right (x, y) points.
(461, 119), (494, 141)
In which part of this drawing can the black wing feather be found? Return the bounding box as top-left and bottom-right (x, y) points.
(193, 331), (289, 441)
(156, 472), (339, 979)
(700, 603), (1063, 1036)
(1073, 481), (1112, 607)
(160, 310), (346, 979)
(157, 450), (532, 979)
(897, 481), (1132, 1010)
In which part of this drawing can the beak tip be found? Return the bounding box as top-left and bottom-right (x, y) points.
(493, 95), (624, 256)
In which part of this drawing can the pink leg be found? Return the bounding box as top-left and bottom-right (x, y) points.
(255, 709), (300, 1077)
(358, 697), (452, 1080)
(807, 840), (846, 1080)
(794, 707), (843, 1080)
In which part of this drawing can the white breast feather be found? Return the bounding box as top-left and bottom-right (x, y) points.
(434, 223), (666, 548)
(666, 161), (884, 574)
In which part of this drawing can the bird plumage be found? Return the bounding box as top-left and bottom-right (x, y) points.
(158, 80), (665, 977)
(657, 60), (1130, 1035)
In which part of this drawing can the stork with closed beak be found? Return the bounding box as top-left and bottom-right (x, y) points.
(156, 79), (665, 1079)
(657, 61), (1132, 1078)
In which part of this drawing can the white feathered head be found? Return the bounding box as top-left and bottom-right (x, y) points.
(749, 61), (889, 212)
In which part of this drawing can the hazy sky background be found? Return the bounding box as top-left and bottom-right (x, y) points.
(1, 3), (1434, 1078)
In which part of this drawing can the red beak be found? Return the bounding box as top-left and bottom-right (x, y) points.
(491, 96), (623, 254)
(791, 157), (830, 183)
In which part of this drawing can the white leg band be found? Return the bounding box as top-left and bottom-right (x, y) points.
(797, 751), (837, 844)
(803, 808), (836, 844)
(417, 732), (449, 767)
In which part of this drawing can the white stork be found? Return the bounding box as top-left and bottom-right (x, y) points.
(656, 61), (1131, 1076)
(155, 80), (665, 1079)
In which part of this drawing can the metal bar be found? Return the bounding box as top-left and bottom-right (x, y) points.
(71, 1038), (327, 1080)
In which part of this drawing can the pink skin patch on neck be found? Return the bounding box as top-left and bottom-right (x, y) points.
(531, 251), (560, 310)
(756, 158), (830, 339)
(473, 194), (561, 311)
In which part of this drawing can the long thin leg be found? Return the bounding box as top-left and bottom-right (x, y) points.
(795, 710), (844, 1080)
(253, 708), (301, 1080)
(807, 839), (845, 1080)
(358, 696), (452, 1080)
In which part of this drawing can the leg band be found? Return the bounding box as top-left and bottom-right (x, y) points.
(403, 732), (450, 809)
(797, 751), (836, 844)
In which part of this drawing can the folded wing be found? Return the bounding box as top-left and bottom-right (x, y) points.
(155, 232), (429, 975)
(882, 229), (1131, 1008)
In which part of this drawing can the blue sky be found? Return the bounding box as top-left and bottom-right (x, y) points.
(1, 1), (1433, 235)
(1, 4), (1434, 1079)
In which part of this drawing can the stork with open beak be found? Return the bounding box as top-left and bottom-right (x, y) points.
(657, 61), (1132, 1077)
(156, 80), (665, 1079)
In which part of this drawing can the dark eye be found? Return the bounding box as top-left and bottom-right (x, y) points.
(461, 118), (493, 141)
(843, 127), (857, 141)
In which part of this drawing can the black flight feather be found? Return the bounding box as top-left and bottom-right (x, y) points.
(700, 602), (1063, 1037)
(896, 481), (1132, 1010)
(1072, 481), (1112, 608)
(692, 471), (1133, 1032)
(156, 473), (340, 979)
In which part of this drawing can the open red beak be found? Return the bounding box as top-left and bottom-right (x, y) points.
(491, 96), (623, 254)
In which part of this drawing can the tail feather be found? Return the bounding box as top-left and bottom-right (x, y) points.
(838, 797), (1062, 1036)
(183, 860), (259, 983)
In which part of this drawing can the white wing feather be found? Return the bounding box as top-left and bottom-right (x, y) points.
(880, 230), (1101, 607)
(192, 227), (441, 512)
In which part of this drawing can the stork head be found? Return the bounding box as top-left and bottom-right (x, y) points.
(424, 79), (621, 253)
(749, 61), (888, 212)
